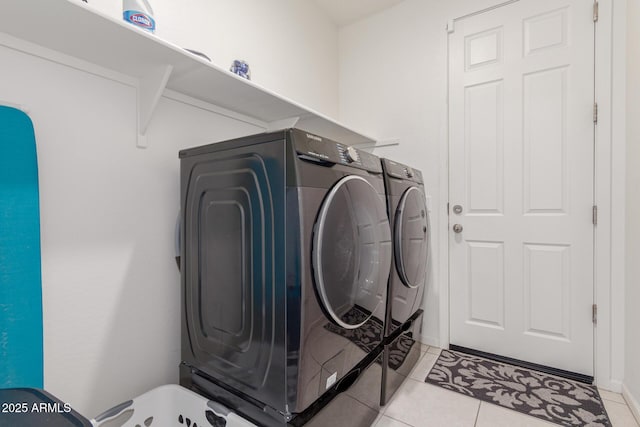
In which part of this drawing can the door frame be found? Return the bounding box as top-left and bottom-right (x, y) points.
(438, 0), (626, 391)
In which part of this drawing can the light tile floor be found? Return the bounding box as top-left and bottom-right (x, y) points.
(373, 346), (640, 427)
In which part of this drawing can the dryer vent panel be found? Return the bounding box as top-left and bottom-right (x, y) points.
(184, 152), (277, 391)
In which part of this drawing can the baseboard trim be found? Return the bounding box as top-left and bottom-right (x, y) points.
(419, 334), (440, 348)
(622, 384), (640, 425)
(599, 379), (623, 393)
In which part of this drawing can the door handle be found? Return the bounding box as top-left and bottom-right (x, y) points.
(453, 224), (463, 233)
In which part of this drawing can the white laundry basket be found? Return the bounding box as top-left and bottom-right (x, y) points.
(91, 385), (257, 427)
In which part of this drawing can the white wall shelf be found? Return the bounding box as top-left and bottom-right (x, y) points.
(0, 0), (377, 146)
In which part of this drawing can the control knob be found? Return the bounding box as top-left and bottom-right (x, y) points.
(345, 146), (359, 163)
(406, 167), (414, 178)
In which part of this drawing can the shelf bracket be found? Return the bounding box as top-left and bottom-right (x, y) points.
(352, 138), (400, 150)
(265, 116), (300, 132)
(136, 64), (173, 148)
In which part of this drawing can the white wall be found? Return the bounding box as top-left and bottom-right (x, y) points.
(0, 43), (262, 417)
(338, 0), (521, 348)
(339, 0), (627, 393)
(86, 0), (339, 117)
(625, 0), (640, 417)
(0, 0), (339, 418)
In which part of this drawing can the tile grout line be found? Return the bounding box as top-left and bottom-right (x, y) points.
(407, 376), (425, 384)
(603, 398), (635, 407)
(602, 397), (627, 404)
(379, 351), (434, 422)
(378, 350), (430, 417)
(602, 396), (640, 424)
(599, 389), (628, 405)
(383, 413), (418, 427)
(472, 401), (482, 427)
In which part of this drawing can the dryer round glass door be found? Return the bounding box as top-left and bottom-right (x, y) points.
(312, 175), (392, 329)
(394, 186), (429, 289)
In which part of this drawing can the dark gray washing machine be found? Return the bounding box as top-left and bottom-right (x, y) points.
(380, 158), (429, 406)
(179, 129), (391, 426)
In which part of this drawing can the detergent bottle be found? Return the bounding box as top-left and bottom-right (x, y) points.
(123, 0), (155, 33)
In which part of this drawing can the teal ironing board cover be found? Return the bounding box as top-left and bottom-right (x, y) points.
(0, 105), (44, 388)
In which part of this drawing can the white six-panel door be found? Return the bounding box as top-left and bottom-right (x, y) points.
(448, 0), (595, 376)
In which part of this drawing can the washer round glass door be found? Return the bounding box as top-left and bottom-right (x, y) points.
(312, 175), (392, 329)
(394, 186), (429, 289)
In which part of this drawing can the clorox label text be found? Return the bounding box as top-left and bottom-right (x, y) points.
(131, 13), (151, 27)
(123, 10), (156, 32)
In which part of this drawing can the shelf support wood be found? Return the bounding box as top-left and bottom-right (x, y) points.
(265, 116), (300, 132)
(352, 138), (400, 150)
(137, 64), (173, 148)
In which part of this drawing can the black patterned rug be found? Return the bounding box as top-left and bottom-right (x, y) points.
(324, 306), (415, 370)
(426, 350), (611, 427)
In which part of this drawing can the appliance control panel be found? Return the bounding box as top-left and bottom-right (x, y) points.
(291, 129), (382, 173)
(381, 158), (423, 183)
